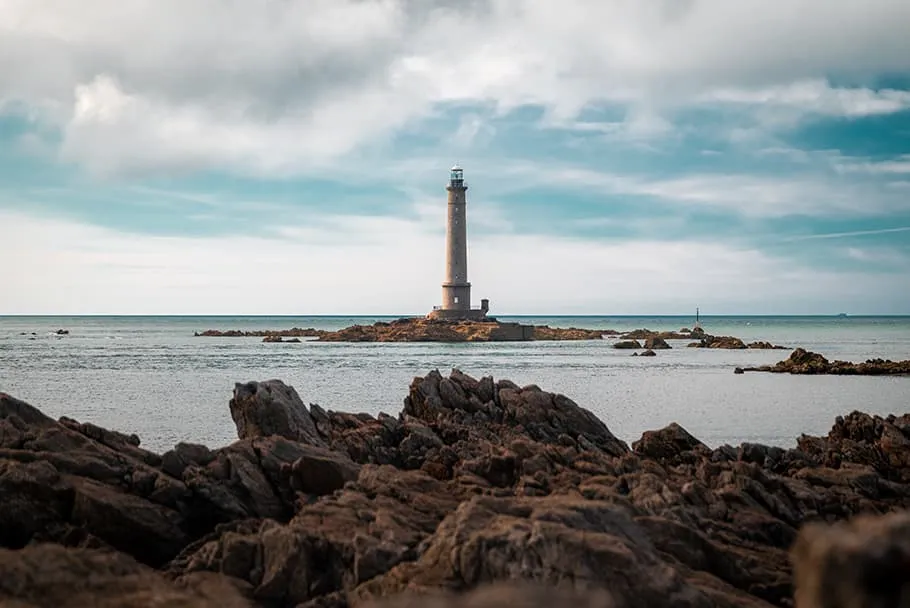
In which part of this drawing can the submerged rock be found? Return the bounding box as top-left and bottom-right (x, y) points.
(632, 349), (657, 357)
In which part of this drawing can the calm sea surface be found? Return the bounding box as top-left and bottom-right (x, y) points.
(1, 315), (908, 453)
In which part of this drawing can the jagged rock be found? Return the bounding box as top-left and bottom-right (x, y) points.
(351, 495), (768, 607)
(688, 335), (747, 349)
(229, 380), (326, 447)
(632, 423), (708, 465)
(3, 371), (910, 607)
(632, 349), (657, 357)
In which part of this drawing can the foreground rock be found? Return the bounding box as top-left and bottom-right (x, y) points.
(3, 372), (910, 606)
(0, 544), (251, 607)
(791, 511), (910, 607)
(736, 348), (910, 375)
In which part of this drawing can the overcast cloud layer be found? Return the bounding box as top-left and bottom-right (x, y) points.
(1, 0), (909, 314)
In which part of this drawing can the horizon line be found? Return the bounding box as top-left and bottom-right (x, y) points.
(2, 313), (909, 318)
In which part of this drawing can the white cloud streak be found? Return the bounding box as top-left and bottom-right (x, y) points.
(782, 226), (910, 241)
(494, 162), (909, 218)
(836, 155), (910, 175)
(2, 209), (907, 315)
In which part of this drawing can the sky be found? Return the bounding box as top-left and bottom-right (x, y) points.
(1, 0), (909, 315)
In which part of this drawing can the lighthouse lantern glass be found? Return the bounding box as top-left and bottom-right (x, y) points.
(450, 168), (463, 182)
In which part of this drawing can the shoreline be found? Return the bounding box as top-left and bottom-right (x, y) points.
(1, 370), (909, 605)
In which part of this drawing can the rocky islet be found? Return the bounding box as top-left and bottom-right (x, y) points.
(2, 370), (910, 606)
(735, 348), (910, 376)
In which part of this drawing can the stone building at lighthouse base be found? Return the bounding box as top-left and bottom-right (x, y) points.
(427, 298), (490, 321)
(426, 163), (491, 321)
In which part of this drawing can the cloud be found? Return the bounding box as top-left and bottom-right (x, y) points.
(497, 162), (909, 218)
(2, 0), (910, 176)
(836, 154), (910, 175)
(844, 246), (909, 266)
(2, 208), (908, 315)
(701, 80), (910, 117)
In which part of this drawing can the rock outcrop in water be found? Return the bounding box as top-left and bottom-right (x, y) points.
(196, 319), (611, 342)
(196, 328), (324, 338)
(2, 373), (910, 606)
(735, 348), (910, 375)
(688, 335), (787, 350)
(315, 318), (610, 342)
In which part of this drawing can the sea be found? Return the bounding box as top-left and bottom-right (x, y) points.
(1, 315), (908, 454)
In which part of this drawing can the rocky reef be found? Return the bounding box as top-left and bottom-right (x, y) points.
(620, 328), (703, 341)
(3, 373), (909, 607)
(688, 335), (787, 350)
(736, 348), (910, 375)
(196, 328), (324, 338)
(318, 318), (607, 342)
(193, 320), (797, 348)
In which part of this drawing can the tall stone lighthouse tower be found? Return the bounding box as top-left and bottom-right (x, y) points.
(428, 164), (489, 320)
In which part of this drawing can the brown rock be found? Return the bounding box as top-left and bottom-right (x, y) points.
(644, 336), (672, 350)
(613, 340), (642, 349)
(633, 423), (708, 465)
(792, 511), (910, 608)
(312, 318), (609, 343)
(739, 348), (910, 376)
(0, 544), (251, 607)
(689, 335), (747, 349)
(363, 583), (618, 607)
(4, 370), (910, 608)
(229, 380), (326, 446)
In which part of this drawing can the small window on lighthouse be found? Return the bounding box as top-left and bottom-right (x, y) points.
(454, 297), (459, 304)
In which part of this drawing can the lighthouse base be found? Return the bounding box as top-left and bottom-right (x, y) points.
(426, 308), (490, 321)
(427, 297), (490, 321)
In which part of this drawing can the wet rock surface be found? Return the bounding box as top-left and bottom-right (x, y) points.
(736, 348), (910, 375)
(2, 371), (910, 607)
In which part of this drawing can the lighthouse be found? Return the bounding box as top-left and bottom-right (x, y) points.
(427, 164), (489, 320)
